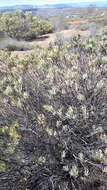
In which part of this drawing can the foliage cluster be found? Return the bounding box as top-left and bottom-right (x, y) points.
(0, 11), (54, 40)
(0, 35), (107, 189)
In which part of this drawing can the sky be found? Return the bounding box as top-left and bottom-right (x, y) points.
(0, 0), (106, 7)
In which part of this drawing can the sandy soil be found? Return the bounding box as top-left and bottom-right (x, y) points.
(12, 28), (91, 58)
(67, 19), (89, 25)
(29, 29), (90, 47)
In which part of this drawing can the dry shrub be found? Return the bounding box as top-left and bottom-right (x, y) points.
(0, 35), (107, 189)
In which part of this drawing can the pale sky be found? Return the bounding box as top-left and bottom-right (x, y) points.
(0, 0), (106, 7)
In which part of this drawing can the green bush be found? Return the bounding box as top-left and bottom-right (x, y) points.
(5, 44), (32, 51)
(0, 11), (54, 40)
(78, 24), (89, 31)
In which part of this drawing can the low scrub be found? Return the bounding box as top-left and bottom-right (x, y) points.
(0, 35), (107, 190)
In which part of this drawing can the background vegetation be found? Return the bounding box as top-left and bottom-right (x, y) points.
(0, 11), (54, 40)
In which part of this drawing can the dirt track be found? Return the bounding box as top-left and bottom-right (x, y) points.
(12, 29), (91, 58)
(29, 29), (91, 47)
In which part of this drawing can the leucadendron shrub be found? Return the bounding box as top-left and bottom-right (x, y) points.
(0, 11), (54, 40)
(0, 35), (107, 190)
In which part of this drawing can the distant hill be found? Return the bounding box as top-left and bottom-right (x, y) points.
(0, 1), (107, 13)
(0, 5), (38, 12)
(40, 2), (107, 9)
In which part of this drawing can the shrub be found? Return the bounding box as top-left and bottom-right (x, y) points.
(0, 35), (107, 190)
(78, 24), (89, 31)
(5, 44), (32, 51)
(0, 11), (54, 40)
